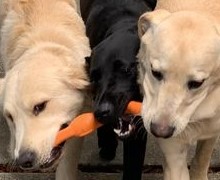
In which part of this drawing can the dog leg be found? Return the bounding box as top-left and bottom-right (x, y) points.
(190, 137), (218, 180)
(122, 127), (147, 180)
(97, 125), (118, 161)
(55, 137), (84, 180)
(157, 138), (190, 180)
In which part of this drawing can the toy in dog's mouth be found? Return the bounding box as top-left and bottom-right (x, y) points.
(39, 124), (68, 170)
(54, 101), (142, 146)
(39, 101), (141, 169)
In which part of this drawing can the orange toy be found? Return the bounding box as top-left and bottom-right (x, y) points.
(54, 101), (142, 146)
(126, 101), (142, 114)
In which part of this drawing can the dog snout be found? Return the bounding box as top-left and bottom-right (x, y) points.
(150, 122), (175, 138)
(16, 150), (36, 169)
(94, 102), (115, 124)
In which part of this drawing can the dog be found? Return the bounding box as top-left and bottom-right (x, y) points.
(80, 0), (156, 179)
(0, 0), (90, 179)
(138, 0), (220, 179)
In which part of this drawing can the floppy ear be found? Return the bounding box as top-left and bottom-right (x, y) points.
(10, 0), (77, 14)
(138, 9), (171, 37)
(66, 61), (90, 90)
(8, 0), (33, 14)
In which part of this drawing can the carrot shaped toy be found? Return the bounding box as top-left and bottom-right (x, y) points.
(126, 101), (142, 114)
(54, 101), (142, 146)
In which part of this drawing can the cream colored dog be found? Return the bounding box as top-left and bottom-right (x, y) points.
(0, 0), (90, 179)
(138, 0), (220, 180)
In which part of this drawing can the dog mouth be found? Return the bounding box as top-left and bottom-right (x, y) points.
(114, 114), (141, 139)
(40, 123), (68, 169)
(40, 142), (64, 170)
(17, 142), (65, 171)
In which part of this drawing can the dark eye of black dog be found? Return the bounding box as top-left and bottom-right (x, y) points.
(121, 66), (134, 75)
(187, 79), (205, 90)
(114, 60), (136, 75)
(151, 69), (163, 81)
(33, 101), (47, 116)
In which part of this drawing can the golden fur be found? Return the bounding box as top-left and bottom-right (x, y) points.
(0, 0), (90, 177)
(138, 0), (220, 180)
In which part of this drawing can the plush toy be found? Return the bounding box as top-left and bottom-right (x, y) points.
(54, 101), (141, 146)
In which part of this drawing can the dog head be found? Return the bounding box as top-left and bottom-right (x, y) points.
(0, 0), (90, 170)
(87, 32), (141, 125)
(138, 9), (220, 138)
(0, 48), (89, 170)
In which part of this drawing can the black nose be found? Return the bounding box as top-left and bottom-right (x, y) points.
(16, 150), (36, 169)
(94, 102), (115, 124)
(150, 122), (175, 138)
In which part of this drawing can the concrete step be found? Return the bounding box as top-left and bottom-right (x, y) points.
(1, 172), (220, 180)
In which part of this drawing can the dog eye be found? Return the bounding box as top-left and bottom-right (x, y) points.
(187, 80), (204, 90)
(33, 101), (47, 116)
(121, 66), (134, 75)
(152, 70), (163, 81)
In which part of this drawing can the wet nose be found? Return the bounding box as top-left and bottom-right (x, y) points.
(150, 122), (175, 138)
(16, 150), (36, 169)
(94, 102), (115, 124)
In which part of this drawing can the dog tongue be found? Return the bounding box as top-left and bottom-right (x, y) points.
(54, 101), (142, 146)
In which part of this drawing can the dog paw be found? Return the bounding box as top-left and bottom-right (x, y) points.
(99, 147), (116, 161)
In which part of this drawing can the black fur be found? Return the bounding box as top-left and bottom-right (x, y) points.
(83, 0), (154, 124)
(80, 0), (156, 179)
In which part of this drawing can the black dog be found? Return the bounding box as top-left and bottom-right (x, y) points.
(80, 0), (156, 179)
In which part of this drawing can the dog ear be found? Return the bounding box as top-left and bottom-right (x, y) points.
(8, 0), (33, 14)
(138, 9), (171, 37)
(66, 62), (90, 90)
(10, 0), (77, 14)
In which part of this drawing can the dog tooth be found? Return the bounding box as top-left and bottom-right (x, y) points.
(114, 129), (121, 135)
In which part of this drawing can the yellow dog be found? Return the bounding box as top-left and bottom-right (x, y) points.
(138, 0), (220, 179)
(0, 0), (90, 179)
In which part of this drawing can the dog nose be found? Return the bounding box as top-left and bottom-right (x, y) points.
(95, 109), (111, 118)
(16, 150), (36, 169)
(94, 102), (115, 124)
(150, 122), (175, 138)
